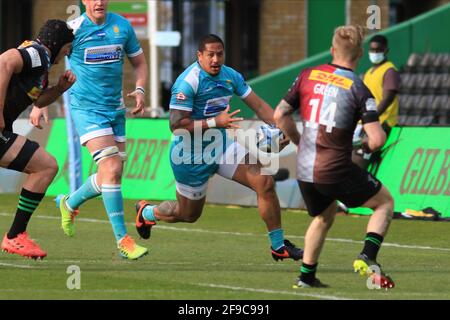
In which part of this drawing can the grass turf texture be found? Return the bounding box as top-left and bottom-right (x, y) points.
(0, 194), (449, 300)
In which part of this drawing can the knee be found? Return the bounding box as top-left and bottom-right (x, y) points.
(183, 215), (200, 223)
(46, 156), (59, 178)
(252, 176), (275, 196)
(100, 157), (123, 181)
(178, 205), (202, 223)
(385, 194), (394, 219)
(380, 189), (394, 212)
(39, 155), (58, 182)
(317, 213), (335, 230)
(375, 191), (394, 220)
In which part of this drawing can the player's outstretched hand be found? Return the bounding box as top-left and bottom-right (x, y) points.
(127, 89), (145, 116)
(215, 106), (243, 129)
(29, 106), (49, 129)
(57, 70), (76, 92)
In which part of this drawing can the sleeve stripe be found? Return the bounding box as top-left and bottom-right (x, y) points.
(170, 105), (192, 111)
(127, 48), (143, 58)
(184, 66), (201, 94)
(239, 87), (252, 99)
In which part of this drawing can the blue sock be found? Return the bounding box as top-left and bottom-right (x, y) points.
(269, 228), (284, 250)
(142, 205), (156, 222)
(101, 184), (127, 242)
(67, 174), (101, 210)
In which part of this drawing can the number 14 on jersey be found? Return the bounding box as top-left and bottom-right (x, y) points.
(305, 98), (337, 133)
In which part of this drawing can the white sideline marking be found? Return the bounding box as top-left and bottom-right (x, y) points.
(195, 283), (353, 300)
(0, 262), (36, 269)
(1, 212), (449, 252)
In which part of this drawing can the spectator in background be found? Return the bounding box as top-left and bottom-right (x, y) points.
(353, 34), (400, 173)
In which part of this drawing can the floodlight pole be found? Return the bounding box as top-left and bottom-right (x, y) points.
(148, 0), (159, 117)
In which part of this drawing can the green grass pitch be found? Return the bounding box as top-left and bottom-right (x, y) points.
(0, 194), (449, 300)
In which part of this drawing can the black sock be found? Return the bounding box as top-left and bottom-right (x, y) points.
(300, 262), (318, 284)
(7, 189), (44, 239)
(361, 232), (384, 261)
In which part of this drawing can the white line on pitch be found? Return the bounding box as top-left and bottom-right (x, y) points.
(194, 282), (353, 300)
(0, 262), (37, 269)
(1, 212), (449, 252)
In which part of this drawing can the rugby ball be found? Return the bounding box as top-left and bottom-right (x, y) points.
(257, 124), (284, 153)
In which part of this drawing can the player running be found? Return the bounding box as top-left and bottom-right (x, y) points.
(274, 25), (395, 289)
(0, 20), (75, 259)
(50, 0), (149, 260)
(135, 34), (303, 262)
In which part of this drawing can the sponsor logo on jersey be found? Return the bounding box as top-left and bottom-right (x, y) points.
(97, 31), (106, 38)
(19, 40), (34, 48)
(84, 44), (123, 64)
(308, 70), (353, 90)
(176, 92), (187, 101)
(25, 47), (42, 68)
(27, 87), (42, 100)
(204, 95), (232, 116)
(216, 83), (233, 91)
(86, 124), (99, 130)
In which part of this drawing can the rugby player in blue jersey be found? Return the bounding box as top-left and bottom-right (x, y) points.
(135, 34), (303, 262)
(35, 0), (149, 260)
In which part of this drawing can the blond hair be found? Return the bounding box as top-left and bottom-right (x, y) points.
(332, 25), (365, 61)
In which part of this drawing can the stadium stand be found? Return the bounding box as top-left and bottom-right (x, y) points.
(398, 53), (450, 126)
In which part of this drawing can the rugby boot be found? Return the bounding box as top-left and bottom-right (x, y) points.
(135, 200), (156, 239)
(58, 195), (79, 237)
(292, 277), (329, 289)
(353, 254), (395, 289)
(1, 232), (47, 260)
(271, 239), (304, 261)
(118, 234), (148, 260)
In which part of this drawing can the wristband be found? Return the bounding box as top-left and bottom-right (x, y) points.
(135, 87), (145, 95)
(206, 118), (216, 128)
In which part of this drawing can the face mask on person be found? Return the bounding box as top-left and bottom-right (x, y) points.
(369, 52), (385, 64)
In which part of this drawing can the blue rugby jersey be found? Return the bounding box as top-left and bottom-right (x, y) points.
(169, 62), (251, 120)
(169, 62), (252, 164)
(68, 13), (143, 111)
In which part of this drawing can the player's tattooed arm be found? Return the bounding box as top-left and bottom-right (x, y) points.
(170, 109), (212, 134)
(170, 109), (193, 133)
(274, 99), (301, 146)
